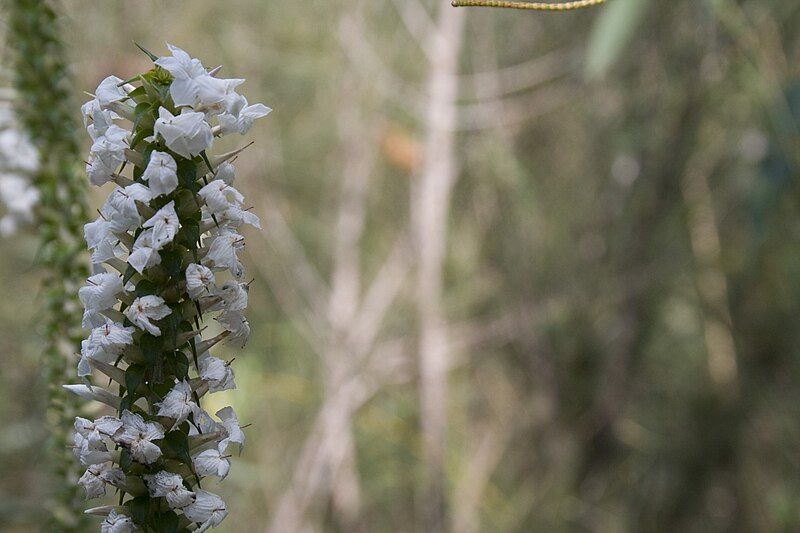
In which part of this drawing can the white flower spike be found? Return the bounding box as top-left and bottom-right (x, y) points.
(67, 42), (268, 531)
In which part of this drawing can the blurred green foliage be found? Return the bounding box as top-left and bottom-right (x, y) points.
(5, 0), (91, 529)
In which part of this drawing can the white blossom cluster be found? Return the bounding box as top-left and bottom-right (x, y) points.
(0, 101), (40, 235)
(65, 44), (270, 532)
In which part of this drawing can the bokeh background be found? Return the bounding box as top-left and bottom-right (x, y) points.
(2, 0), (800, 531)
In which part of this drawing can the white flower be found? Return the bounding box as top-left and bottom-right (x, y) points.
(0, 174), (39, 218)
(82, 98), (119, 140)
(143, 470), (195, 509)
(192, 439), (231, 480)
(90, 124), (129, 174)
(79, 273), (123, 312)
(188, 409), (222, 437)
(77, 340), (98, 377)
(154, 107), (213, 159)
(155, 380), (199, 429)
(84, 217), (121, 266)
(182, 490), (227, 528)
(215, 162), (235, 185)
(106, 184), (154, 232)
(216, 406), (245, 453)
(89, 320), (135, 355)
(78, 463), (126, 499)
(113, 410), (165, 465)
(95, 76), (128, 108)
(128, 229), (162, 274)
(86, 156), (117, 187)
(101, 510), (138, 533)
(142, 200), (180, 249)
(218, 96), (271, 135)
(124, 295), (171, 336)
(198, 180), (244, 215)
(186, 263), (216, 299)
(72, 431), (112, 467)
(198, 352), (235, 393)
(155, 44), (208, 108)
(216, 280), (248, 311)
(0, 127), (39, 173)
(77, 321), (133, 377)
(74, 415), (123, 449)
(142, 151), (178, 196)
(193, 75), (244, 116)
(203, 229), (244, 276)
(203, 204), (261, 230)
(216, 310), (250, 348)
(84, 183), (152, 265)
(154, 44), (246, 115)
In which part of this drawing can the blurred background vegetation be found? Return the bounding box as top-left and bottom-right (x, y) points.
(1, 0), (800, 531)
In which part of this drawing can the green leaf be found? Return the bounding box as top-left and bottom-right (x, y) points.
(174, 188), (201, 220)
(151, 510), (180, 533)
(127, 85), (147, 101)
(125, 364), (146, 400)
(160, 430), (194, 470)
(119, 448), (133, 471)
(179, 219), (200, 249)
(126, 495), (151, 525)
(133, 101), (154, 131)
(134, 41), (158, 62)
(123, 263), (137, 285)
(129, 129), (150, 151)
(161, 249), (183, 280)
(140, 333), (162, 366)
(135, 279), (157, 297)
(164, 350), (190, 381)
(177, 158), (198, 191)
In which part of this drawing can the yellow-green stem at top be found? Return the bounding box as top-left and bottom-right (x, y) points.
(452, 0), (606, 10)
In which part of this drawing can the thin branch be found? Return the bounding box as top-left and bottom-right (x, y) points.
(452, 0), (606, 10)
(390, 0), (437, 61)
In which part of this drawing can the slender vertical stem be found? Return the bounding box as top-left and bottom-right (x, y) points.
(6, 1), (91, 530)
(413, 4), (465, 531)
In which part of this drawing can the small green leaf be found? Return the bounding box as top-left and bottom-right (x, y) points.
(135, 279), (157, 297)
(164, 351), (190, 381)
(127, 85), (147, 101)
(123, 264), (137, 285)
(177, 158), (198, 190)
(126, 495), (151, 525)
(134, 41), (158, 62)
(140, 333), (162, 366)
(151, 509), (180, 533)
(179, 219), (200, 249)
(161, 249), (183, 280)
(125, 364), (146, 399)
(120, 448), (133, 471)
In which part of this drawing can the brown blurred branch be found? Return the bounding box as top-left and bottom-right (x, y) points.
(412, 4), (466, 531)
(680, 126), (738, 392)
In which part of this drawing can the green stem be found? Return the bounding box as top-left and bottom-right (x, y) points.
(6, 0), (91, 530)
(452, 0), (606, 10)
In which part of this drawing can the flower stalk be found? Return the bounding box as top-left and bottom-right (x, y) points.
(6, 0), (92, 529)
(65, 43), (270, 531)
